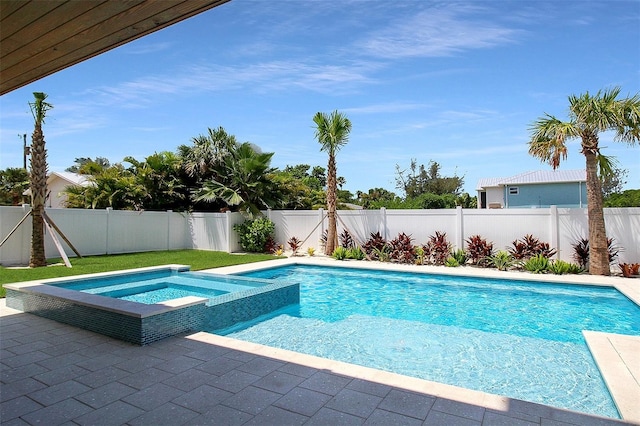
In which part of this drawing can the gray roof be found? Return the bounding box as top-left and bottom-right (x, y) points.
(476, 170), (586, 191)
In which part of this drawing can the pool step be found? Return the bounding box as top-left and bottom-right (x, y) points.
(583, 330), (640, 423)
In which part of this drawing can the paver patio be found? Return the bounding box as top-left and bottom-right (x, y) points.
(1, 299), (633, 426)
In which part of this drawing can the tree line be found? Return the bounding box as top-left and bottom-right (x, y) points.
(1, 130), (481, 212)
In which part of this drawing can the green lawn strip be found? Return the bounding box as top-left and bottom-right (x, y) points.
(0, 250), (278, 297)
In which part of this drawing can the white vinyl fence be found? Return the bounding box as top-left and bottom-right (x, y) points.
(1, 205), (638, 266)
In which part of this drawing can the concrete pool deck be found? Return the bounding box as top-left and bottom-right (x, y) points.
(1, 257), (638, 425)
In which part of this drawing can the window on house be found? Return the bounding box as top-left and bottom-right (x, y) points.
(509, 187), (519, 195)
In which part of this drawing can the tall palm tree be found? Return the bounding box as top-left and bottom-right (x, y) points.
(28, 92), (53, 267)
(528, 87), (640, 275)
(313, 110), (352, 255)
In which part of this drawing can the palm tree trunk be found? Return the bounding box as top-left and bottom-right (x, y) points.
(325, 153), (338, 255)
(29, 124), (47, 267)
(584, 150), (609, 275)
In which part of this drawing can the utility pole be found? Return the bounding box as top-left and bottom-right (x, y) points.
(22, 133), (29, 169)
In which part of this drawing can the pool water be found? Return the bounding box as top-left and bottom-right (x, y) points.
(52, 270), (266, 305)
(100, 283), (228, 304)
(220, 265), (640, 418)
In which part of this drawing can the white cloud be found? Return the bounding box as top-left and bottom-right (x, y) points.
(356, 6), (520, 59)
(342, 102), (428, 114)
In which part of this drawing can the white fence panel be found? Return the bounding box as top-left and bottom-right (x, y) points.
(107, 210), (171, 254)
(188, 212), (230, 252)
(46, 208), (109, 257)
(1, 206), (638, 266)
(463, 209), (552, 253)
(335, 210), (385, 246)
(0, 206), (31, 265)
(604, 208), (640, 264)
(168, 212), (190, 250)
(268, 210), (322, 251)
(385, 209), (458, 247)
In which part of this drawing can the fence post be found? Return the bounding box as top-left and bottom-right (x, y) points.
(21, 204), (30, 265)
(318, 208), (324, 247)
(549, 205), (559, 259)
(455, 206), (464, 250)
(166, 210), (172, 250)
(380, 207), (387, 240)
(105, 207), (112, 255)
(225, 210), (232, 253)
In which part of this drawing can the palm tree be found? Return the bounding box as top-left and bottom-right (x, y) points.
(313, 110), (352, 255)
(196, 142), (284, 215)
(528, 87), (640, 275)
(27, 92), (53, 267)
(178, 127), (237, 179)
(0, 167), (29, 205)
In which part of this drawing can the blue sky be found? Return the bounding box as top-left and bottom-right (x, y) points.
(1, 0), (639, 196)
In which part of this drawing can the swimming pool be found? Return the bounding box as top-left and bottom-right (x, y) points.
(221, 264), (640, 418)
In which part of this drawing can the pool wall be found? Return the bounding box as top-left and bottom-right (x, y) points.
(5, 265), (299, 345)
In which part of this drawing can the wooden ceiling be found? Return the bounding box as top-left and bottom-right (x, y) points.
(0, 0), (230, 95)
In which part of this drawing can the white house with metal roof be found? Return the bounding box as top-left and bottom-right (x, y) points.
(24, 172), (92, 208)
(476, 170), (587, 209)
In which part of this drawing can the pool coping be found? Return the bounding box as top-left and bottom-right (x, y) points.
(3, 264), (203, 318)
(204, 256), (640, 423)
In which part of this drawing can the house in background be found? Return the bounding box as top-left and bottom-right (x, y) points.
(24, 172), (91, 208)
(476, 170), (587, 209)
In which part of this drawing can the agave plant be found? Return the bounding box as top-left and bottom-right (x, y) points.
(450, 249), (467, 266)
(332, 246), (348, 260)
(444, 256), (460, 267)
(373, 245), (391, 262)
(487, 250), (515, 271)
(523, 254), (550, 274)
(347, 246), (366, 260)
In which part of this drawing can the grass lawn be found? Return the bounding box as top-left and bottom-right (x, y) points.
(0, 250), (280, 297)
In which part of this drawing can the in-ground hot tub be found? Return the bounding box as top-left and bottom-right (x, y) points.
(4, 265), (299, 345)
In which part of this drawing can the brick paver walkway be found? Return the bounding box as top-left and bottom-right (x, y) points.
(1, 300), (631, 425)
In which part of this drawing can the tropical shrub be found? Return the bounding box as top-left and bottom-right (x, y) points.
(339, 229), (355, 248)
(307, 247), (316, 256)
(347, 246), (366, 260)
(264, 236), (279, 254)
(362, 232), (386, 260)
(424, 231), (452, 265)
(619, 263), (640, 278)
(389, 233), (416, 264)
(465, 235), (494, 267)
(332, 246), (348, 260)
(523, 254), (550, 273)
(509, 234), (557, 260)
(572, 237), (620, 269)
(233, 217), (275, 253)
(287, 236), (302, 256)
(487, 250), (515, 271)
